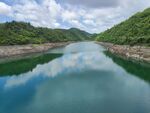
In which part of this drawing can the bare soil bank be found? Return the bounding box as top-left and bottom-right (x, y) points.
(0, 42), (70, 58)
(97, 42), (150, 63)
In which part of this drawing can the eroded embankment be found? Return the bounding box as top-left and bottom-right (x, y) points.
(97, 42), (150, 63)
(0, 42), (70, 58)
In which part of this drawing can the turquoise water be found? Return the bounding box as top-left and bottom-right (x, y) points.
(0, 42), (150, 113)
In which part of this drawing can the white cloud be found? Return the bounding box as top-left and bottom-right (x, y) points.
(0, 0), (150, 33)
(57, 0), (120, 8)
(10, 0), (62, 28)
(62, 10), (78, 22)
(83, 19), (95, 26)
(0, 2), (11, 15)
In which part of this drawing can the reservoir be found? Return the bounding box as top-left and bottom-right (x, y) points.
(0, 42), (150, 113)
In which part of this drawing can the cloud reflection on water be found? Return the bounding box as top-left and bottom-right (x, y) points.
(3, 42), (149, 89)
(4, 51), (115, 88)
(4, 42), (106, 88)
(1, 42), (150, 113)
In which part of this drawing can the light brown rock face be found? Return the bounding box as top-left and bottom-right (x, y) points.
(97, 42), (150, 63)
(0, 42), (70, 58)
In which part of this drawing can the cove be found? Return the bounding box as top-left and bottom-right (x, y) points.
(0, 42), (149, 113)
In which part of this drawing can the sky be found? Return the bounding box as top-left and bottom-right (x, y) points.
(0, 0), (150, 33)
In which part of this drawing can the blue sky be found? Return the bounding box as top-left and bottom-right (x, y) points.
(0, 0), (150, 33)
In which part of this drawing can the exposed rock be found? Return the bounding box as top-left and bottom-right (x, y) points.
(96, 42), (150, 63)
(0, 42), (70, 58)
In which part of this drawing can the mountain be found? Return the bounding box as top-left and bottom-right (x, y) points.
(96, 8), (150, 46)
(0, 21), (92, 45)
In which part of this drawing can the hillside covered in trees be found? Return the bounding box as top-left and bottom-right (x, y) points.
(96, 8), (150, 46)
(0, 21), (92, 45)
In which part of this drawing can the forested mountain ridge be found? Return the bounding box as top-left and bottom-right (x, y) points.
(0, 21), (92, 45)
(96, 8), (150, 46)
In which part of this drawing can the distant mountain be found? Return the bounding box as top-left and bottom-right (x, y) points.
(96, 8), (150, 45)
(0, 21), (92, 45)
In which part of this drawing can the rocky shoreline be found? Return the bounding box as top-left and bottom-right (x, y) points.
(0, 42), (70, 58)
(97, 42), (150, 63)
(0, 41), (150, 64)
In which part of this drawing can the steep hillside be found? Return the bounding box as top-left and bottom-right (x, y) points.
(0, 21), (91, 45)
(96, 8), (150, 45)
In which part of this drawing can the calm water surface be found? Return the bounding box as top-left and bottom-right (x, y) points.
(0, 42), (150, 113)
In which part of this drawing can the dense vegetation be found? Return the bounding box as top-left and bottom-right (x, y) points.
(96, 8), (150, 45)
(0, 21), (92, 45)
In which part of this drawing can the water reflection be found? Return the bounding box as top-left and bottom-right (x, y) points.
(64, 42), (105, 53)
(4, 52), (113, 88)
(26, 70), (150, 113)
(0, 42), (150, 113)
(105, 51), (150, 82)
(0, 54), (62, 76)
(48, 42), (105, 54)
